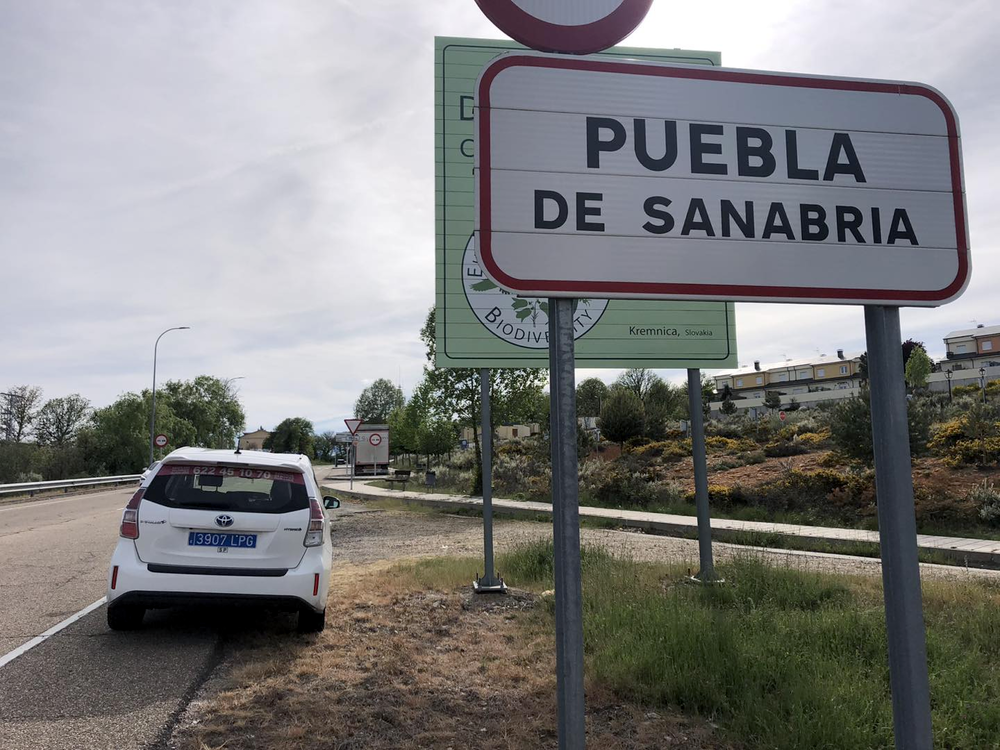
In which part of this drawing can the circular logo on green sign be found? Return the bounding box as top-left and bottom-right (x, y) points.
(462, 235), (608, 349)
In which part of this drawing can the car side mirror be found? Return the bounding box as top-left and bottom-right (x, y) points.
(323, 496), (341, 510)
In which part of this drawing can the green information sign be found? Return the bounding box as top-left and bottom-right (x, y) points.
(435, 37), (738, 369)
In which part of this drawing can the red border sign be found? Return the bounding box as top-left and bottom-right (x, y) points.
(369, 433), (383, 447)
(476, 55), (969, 306)
(474, 0), (652, 55)
(154, 434), (168, 448)
(344, 418), (363, 435)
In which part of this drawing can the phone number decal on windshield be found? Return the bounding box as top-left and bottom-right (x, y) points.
(160, 464), (304, 484)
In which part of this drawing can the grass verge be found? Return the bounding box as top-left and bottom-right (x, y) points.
(394, 542), (1000, 750)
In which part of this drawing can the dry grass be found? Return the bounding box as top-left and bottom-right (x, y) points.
(171, 561), (733, 750)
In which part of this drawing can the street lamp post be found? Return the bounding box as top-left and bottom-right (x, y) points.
(149, 326), (190, 466)
(980, 367), (987, 405)
(945, 369), (953, 402)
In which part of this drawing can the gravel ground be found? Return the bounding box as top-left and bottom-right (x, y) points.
(331, 500), (1000, 583)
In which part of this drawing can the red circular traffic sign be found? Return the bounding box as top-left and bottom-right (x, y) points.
(154, 434), (169, 448)
(474, 0), (653, 55)
(369, 433), (383, 447)
(779, 411), (787, 422)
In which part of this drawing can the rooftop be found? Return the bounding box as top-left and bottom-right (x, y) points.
(715, 352), (862, 380)
(944, 324), (1000, 340)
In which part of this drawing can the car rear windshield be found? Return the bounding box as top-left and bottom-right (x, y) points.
(144, 464), (309, 514)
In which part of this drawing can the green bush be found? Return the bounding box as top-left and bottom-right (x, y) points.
(687, 469), (875, 523)
(828, 389), (932, 465)
(971, 482), (1000, 526)
(624, 435), (652, 450)
(764, 440), (809, 457)
(928, 404), (1000, 467)
(705, 436), (758, 454)
(631, 439), (690, 460)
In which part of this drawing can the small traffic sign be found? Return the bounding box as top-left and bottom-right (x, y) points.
(344, 418), (363, 435)
(779, 411), (787, 422)
(369, 433), (383, 446)
(474, 0), (652, 55)
(154, 434), (169, 448)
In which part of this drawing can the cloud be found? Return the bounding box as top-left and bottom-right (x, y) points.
(1, 0), (997, 431)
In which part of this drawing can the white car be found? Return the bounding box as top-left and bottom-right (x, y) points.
(107, 447), (339, 632)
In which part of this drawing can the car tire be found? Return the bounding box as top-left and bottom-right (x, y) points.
(298, 607), (326, 633)
(107, 603), (145, 631)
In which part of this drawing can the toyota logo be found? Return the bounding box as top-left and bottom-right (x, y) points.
(215, 514), (235, 528)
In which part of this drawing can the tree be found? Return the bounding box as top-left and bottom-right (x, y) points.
(1, 385), (43, 442)
(35, 395), (91, 447)
(901, 339), (927, 368)
(599, 389), (644, 448)
(86, 392), (197, 473)
(828, 388), (932, 466)
(576, 378), (609, 417)
(859, 339), (927, 380)
(160, 376), (245, 449)
(415, 417), (456, 466)
(354, 379), (405, 424)
(645, 379), (683, 417)
(680, 376), (715, 419)
(265, 418), (315, 456)
(313, 431), (337, 462)
(764, 391), (782, 412)
(786, 397), (801, 412)
(615, 369), (661, 400)
(721, 397), (737, 416)
(905, 346), (933, 390)
(418, 307), (546, 493)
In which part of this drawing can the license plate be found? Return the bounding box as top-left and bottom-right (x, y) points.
(188, 532), (257, 549)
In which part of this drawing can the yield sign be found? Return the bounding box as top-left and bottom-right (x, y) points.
(344, 418), (363, 435)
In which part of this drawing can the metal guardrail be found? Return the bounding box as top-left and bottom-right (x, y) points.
(0, 475), (142, 497)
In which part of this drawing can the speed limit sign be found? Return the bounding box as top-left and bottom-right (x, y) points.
(154, 434), (168, 448)
(369, 433), (383, 446)
(474, 0), (653, 55)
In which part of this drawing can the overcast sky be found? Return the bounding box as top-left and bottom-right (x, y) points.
(1, 0), (997, 435)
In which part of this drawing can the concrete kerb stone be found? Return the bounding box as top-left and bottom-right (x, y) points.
(337, 483), (1000, 571)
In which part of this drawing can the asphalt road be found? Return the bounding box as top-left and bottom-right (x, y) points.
(0, 482), (376, 750)
(0, 488), (226, 749)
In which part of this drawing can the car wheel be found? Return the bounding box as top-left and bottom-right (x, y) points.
(298, 607), (326, 633)
(107, 603), (145, 631)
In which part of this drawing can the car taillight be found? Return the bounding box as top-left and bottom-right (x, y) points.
(120, 489), (144, 539)
(304, 496), (324, 547)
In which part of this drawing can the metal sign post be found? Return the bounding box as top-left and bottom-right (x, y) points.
(548, 298), (585, 748)
(687, 369), (717, 582)
(475, 368), (506, 593)
(864, 306), (933, 748)
(344, 419), (363, 491)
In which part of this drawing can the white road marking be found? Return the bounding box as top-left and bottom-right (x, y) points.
(0, 597), (107, 670)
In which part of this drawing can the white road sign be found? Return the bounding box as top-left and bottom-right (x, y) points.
(475, 54), (969, 307)
(474, 0), (652, 55)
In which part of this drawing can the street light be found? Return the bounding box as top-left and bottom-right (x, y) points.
(945, 369), (953, 402)
(149, 326), (190, 466)
(980, 367), (987, 405)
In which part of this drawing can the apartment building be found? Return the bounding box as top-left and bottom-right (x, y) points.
(713, 349), (863, 406)
(941, 324), (1000, 370)
(238, 427), (271, 451)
